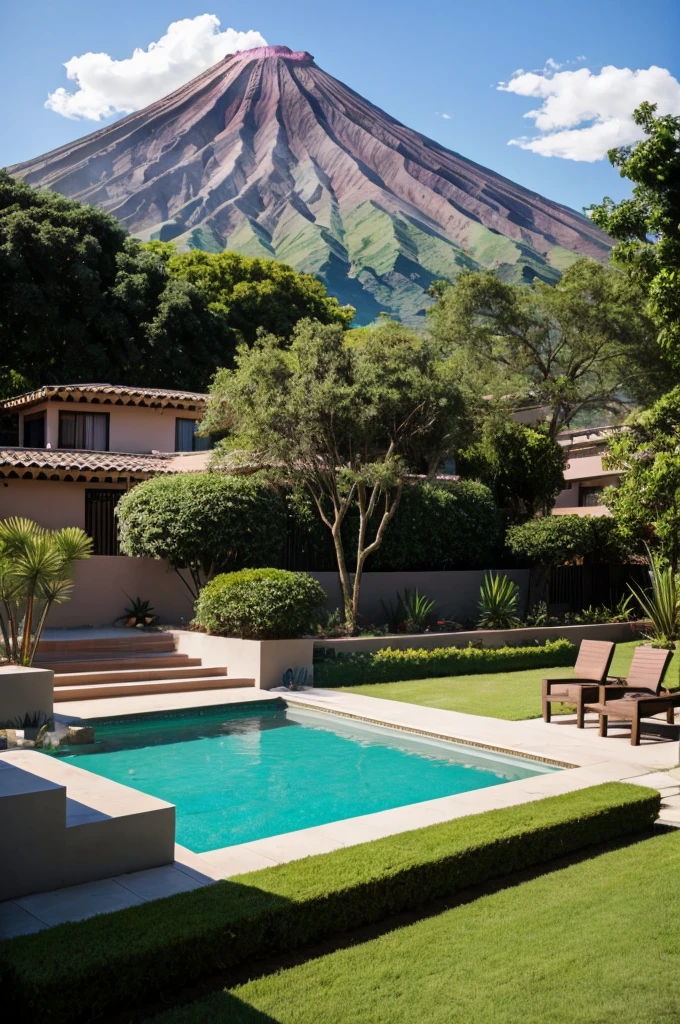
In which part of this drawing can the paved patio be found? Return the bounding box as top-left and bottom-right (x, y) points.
(2, 684), (679, 940)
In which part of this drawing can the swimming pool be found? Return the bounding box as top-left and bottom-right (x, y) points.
(54, 701), (559, 853)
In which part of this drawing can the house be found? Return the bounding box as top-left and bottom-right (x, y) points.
(552, 426), (623, 517)
(0, 384), (212, 626)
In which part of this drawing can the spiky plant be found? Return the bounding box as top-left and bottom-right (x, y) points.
(629, 545), (680, 647)
(477, 572), (522, 630)
(0, 518), (92, 665)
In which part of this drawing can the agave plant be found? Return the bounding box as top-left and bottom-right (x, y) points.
(116, 594), (157, 627)
(629, 546), (680, 646)
(0, 518), (92, 665)
(477, 572), (522, 630)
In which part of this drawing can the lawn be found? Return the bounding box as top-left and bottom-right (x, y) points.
(336, 640), (680, 720)
(154, 828), (680, 1024)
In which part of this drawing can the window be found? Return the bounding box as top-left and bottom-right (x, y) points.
(23, 413), (46, 448)
(59, 411), (109, 451)
(175, 418), (211, 452)
(579, 486), (604, 507)
(85, 490), (123, 555)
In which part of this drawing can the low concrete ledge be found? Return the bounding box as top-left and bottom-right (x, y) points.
(171, 631), (314, 690)
(0, 665), (54, 723)
(314, 620), (647, 656)
(0, 750), (175, 900)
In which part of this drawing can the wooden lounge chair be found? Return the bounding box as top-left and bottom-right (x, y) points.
(542, 640), (615, 728)
(585, 646), (676, 745)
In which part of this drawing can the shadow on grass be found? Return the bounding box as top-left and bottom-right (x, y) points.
(117, 828), (662, 1024)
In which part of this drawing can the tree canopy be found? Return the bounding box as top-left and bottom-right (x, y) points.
(427, 257), (662, 436)
(163, 248), (354, 342)
(205, 318), (471, 629)
(604, 386), (680, 569)
(0, 173), (354, 394)
(589, 102), (680, 364)
(459, 417), (565, 522)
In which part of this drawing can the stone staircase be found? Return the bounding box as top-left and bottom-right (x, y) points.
(34, 632), (254, 701)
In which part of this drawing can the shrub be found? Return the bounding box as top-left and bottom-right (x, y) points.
(194, 568), (327, 639)
(477, 572), (521, 629)
(313, 638), (575, 686)
(116, 472), (287, 597)
(364, 480), (502, 571)
(0, 784), (659, 1024)
(506, 514), (624, 567)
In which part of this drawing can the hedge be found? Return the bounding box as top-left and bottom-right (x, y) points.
(313, 637), (576, 687)
(0, 783), (659, 1024)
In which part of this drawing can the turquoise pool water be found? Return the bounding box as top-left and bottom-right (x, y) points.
(55, 702), (558, 853)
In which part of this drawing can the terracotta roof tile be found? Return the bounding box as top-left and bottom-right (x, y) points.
(0, 448), (190, 477)
(0, 384), (208, 411)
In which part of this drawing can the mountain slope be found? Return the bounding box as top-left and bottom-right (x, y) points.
(10, 45), (611, 325)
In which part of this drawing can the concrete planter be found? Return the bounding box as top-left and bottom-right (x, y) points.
(171, 631), (314, 690)
(0, 665), (54, 724)
(314, 620), (648, 657)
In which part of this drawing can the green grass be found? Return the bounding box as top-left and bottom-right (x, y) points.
(154, 827), (680, 1024)
(337, 640), (680, 720)
(0, 784), (658, 1024)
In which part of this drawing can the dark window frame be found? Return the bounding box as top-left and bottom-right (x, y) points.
(59, 410), (110, 451)
(175, 417), (210, 452)
(23, 412), (46, 449)
(85, 489), (124, 556)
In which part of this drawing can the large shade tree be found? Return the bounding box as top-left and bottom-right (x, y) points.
(589, 102), (680, 364)
(204, 319), (471, 630)
(428, 258), (662, 436)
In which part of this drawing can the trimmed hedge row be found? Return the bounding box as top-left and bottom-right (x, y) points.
(314, 637), (576, 687)
(0, 783), (659, 1024)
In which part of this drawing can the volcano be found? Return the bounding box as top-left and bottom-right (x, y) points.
(10, 45), (611, 324)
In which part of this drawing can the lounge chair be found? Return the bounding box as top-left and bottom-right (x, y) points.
(542, 640), (615, 728)
(585, 646), (676, 745)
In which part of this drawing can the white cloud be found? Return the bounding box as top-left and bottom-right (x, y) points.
(498, 63), (680, 161)
(45, 15), (267, 120)
(435, 111), (452, 119)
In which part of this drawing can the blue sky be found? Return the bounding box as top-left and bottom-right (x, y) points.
(1, 0), (678, 212)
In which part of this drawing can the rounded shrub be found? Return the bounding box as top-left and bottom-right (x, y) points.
(194, 568), (327, 640)
(116, 472), (287, 590)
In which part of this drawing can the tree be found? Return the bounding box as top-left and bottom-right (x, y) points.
(506, 514), (624, 607)
(0, 518), (92, 665)
(589, 102), (680, 363)
(163, 248), (355, 342)
(204, 319), (470, 630)
(459, 417), (564, 521)
(116, 473), (288, 600)
(428, 258), (661, 436)
(0, 173), (354, 392)
(604, 386), (680, 569)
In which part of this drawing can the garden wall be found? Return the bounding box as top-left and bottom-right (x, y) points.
(45, 557), (195, 628)
(46, 564), (530, 630)
(314, 620), (646, 656)
(310, 569), (531, 625)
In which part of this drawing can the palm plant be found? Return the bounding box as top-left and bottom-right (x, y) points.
(0, 518), (92, 665)
(477, 572), (522, 630)
(629, 545), (680, 647)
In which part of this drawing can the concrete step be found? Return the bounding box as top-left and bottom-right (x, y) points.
(54, 676), (255, 701)
(54, 665), (228, 686)
(39, 655), (201, 675)
(36, 635), (176, 656)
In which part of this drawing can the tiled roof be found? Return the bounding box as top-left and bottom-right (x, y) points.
(0, 384), (208, 411)
(0, 448), (210, 479)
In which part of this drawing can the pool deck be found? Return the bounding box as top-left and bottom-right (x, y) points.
(2, 684), (680, 939)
